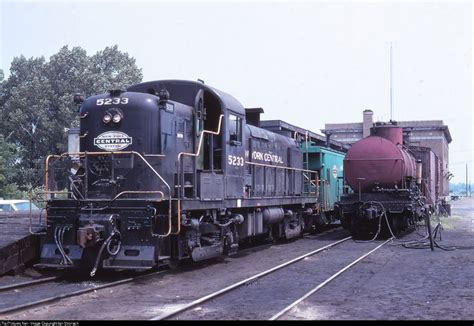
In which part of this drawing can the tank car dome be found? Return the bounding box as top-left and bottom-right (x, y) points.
(344, 136), (416, 192)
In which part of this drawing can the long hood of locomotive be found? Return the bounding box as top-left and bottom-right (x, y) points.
(344, 136), (416, 192)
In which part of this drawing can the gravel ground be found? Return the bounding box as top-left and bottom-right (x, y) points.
(2, 228), (351, 320)
(172, 239), (387, 320)
(1, 198), (473, 320)
(283, 197), (474, 320)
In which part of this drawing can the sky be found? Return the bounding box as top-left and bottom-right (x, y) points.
(0, 0), (472, 183)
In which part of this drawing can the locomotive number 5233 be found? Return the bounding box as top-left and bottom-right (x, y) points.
(228, 155), (244, 166)
(96, 98), (129, 105)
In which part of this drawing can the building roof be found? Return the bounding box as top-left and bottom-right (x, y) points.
(397, 120), (452, 143)
(260, 119), (350, 152)
(323, 119), (452, 143)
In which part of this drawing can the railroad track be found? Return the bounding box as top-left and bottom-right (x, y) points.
(152, 236), (392, 320)
(270, 238), (393, 320)
(152, 235), (353, 320)
(0, 269), (168, 315)
(0, 225), (345, 317)
(0, 275), (61, 293)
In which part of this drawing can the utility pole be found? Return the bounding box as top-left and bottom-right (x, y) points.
(466, 163), (469, 197)
(390, 42), (394, 121)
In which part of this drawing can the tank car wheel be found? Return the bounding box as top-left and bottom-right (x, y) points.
(387, 216), (399, 237)
(401, 215), (409, 231)
(350, 217), (362, 239)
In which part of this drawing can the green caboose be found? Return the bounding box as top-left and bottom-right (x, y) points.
(301, 142), (345, 223)
(258, 118), (347, 225)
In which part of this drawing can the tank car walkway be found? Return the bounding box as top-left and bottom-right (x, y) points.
(0, 213), (44, 276)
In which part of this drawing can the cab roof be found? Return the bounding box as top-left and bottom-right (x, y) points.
(127, 80), (245, 115)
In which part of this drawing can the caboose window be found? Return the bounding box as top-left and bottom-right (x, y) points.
(229, 114), (242, 144)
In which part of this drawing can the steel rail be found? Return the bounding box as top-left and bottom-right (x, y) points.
(0, 269), (168, 316)
(152, 236), (352, 320)
(269, 237), (393, 320)
(0, 276), (61, 292)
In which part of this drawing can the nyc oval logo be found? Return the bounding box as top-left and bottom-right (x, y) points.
(93, 131), (133, 151)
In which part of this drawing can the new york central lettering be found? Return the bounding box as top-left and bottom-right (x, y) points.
(95, 138), (131, 145)
(251, 151), (284, 164)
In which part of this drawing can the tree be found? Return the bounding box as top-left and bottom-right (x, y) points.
(0, 134), (25, 199)
(0, 45), (143, 191)
(89, 45), (144, 93)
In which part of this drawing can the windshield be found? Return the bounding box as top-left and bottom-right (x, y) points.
(13, 202), (40, 211)
(0, 204), (13, 211)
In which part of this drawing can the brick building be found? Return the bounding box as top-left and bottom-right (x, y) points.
(322, 110), (452, 197)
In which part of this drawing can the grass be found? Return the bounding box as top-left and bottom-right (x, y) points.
(430, 214), (465, 230)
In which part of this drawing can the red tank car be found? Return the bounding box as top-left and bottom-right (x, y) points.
(336, 122), (431, 239)
(344, 125), (416, 192)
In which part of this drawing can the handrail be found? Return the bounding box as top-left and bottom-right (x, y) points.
(246, 161), (319, 196)
(303, 173), (318, 188)
(175, 114), (224, 235)
(344, 158), (403, 161)
(45, 151), (173, 238)
(29, 191), (46, 235)
(45, 155), (62, 201)
(244, 161), (319, 174)
(177, 115), (224, 175)
(111, 190), (164, 202)
(143, 154), (166, 157)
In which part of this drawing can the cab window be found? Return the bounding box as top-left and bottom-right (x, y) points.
(229, 114), (242, 144)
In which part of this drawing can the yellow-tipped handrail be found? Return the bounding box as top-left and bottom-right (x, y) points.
(175, 114), (224, 235)
(111, 190), (164, 202)
(45, 151), (173, 238)
(29, 191), (47, 235)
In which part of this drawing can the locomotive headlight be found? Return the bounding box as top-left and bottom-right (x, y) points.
(103, 114), (112, 124)
(112, 114), (122, 123)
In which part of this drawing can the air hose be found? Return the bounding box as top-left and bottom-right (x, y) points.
(90, 230), (121, 277)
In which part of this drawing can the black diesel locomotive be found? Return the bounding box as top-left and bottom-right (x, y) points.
(39, 80), (322, 274)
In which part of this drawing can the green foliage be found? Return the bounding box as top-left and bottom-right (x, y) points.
(0, 45), (143, 192)
(0, 134), (25, 199)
